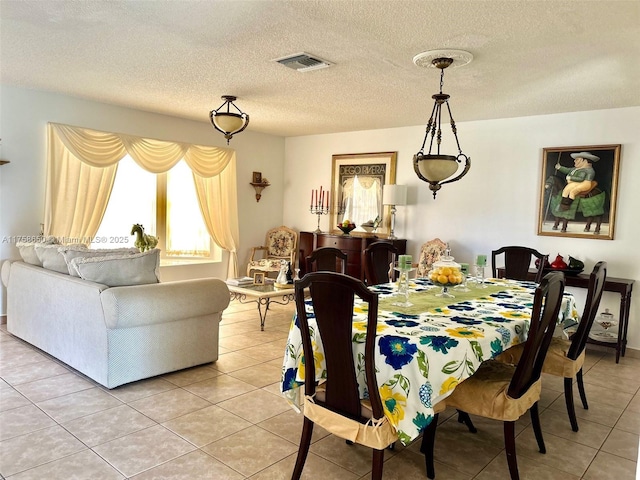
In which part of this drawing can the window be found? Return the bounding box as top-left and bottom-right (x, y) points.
(93, 156), (219, 261)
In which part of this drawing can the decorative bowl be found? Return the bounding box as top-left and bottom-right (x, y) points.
(360, 224), (376, 234)
(337, 224), (356, 235)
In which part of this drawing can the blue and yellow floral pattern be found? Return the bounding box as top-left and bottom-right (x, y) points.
(281, 278), (578, 445)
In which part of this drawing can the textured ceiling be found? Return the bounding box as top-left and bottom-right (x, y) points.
(1, 0), (639, 138)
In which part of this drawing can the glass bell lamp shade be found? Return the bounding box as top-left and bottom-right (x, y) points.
(209, 95), (249, 144)
(413, 152), (470, 199)
(414, 154), (459, 182)
(211, 113), (246, 134)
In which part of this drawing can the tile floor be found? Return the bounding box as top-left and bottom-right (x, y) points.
(0, 300), (638, 479)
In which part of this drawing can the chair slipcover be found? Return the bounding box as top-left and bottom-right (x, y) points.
(445, 360), (542, 422)
(303, 396), (397, 450)
(497, 337), (586, 378)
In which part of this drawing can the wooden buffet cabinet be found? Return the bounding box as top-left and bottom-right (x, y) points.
(299, 231), (407, 281)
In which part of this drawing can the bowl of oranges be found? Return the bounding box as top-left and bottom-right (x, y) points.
(429, 265), (463, 287)
(429, 255), (463, 298)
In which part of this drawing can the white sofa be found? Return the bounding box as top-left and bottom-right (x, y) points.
(1, 260), (230, 388)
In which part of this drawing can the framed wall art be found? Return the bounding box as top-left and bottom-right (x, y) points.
(537, 144), (621, 240)
(330, 152), (397, 236)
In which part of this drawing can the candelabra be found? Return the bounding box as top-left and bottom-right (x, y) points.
(310, 205), (330, 233)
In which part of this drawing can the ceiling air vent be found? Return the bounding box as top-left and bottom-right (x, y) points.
(274, 52), (333, 72)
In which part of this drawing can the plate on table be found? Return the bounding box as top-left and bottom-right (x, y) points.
(588, 331), (618, 343)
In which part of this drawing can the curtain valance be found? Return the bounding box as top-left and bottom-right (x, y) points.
(51, 123), (233, 177)
(46, 123), (240, 277)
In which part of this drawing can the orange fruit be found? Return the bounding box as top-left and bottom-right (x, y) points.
(437, 275), (449, 284)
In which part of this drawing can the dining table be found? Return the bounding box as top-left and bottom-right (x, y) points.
(280, 277), (579, 446)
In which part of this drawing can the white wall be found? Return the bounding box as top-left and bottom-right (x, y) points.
(2, 86), (638, 351)
(284, 107), (639, 350)
(0, 86), (285, 314)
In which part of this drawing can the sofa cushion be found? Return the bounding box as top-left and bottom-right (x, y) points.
(16, 236), (58, 266)
(34, 243), (77, 274)
(61, 246), (139, 277)
(71, 249), (160, 286)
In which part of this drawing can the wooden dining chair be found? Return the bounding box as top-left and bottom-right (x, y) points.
(363, 241), (398, 285)
(292, 272), (397, 480)
(492, 245), (548, 283)
(497, 261), (607, 432)
(420, 271), (566, 480)
(305, 247), (347, 274)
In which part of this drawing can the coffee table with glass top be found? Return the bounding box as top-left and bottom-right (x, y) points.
(227, 283), (295, 330)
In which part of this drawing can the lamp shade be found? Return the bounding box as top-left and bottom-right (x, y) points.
(415, 155), (459, 182)
(209, 95), (249, 144)
(382, 184), (407, 206)
(212, 113), (246, 134)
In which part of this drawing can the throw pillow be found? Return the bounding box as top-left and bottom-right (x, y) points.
(71, 249), (160, 287)
(16, 236), (58, 266)
(34, 243), (78, 274)
(61, 246), (139, 277)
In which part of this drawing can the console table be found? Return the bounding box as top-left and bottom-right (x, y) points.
(299, 231), (406, 281)
(498, 268), (634, 363)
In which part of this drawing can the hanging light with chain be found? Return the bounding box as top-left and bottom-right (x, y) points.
(413, 50), (473, 199)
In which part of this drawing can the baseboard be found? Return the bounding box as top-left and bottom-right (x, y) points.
(626, 347), (640, 359)
(586, 343), (639, 359)
(0, 314), (6, 325)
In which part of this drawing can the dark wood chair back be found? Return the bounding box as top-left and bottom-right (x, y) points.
(492, 245), (548, 283)
(294, 272), (384, 420)
(363, 241), (398, 285)
(567, 261), (607, 361)
(305, 247), (347, 274)
(508, 271), (565, 399)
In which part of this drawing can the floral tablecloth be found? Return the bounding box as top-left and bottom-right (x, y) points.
(280, 278), (579, 445)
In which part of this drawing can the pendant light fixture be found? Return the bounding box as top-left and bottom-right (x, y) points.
(209, 95), (249, 144)
(413, 50), (472, 199)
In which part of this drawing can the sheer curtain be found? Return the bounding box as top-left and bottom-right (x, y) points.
(340, 175), (381, 226)
(45, 123), (240, 277)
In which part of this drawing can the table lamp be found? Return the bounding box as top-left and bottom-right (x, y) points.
(382, 184), (407, 240)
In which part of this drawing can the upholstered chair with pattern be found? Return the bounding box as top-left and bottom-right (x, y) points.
(417, 238), (447, 277)
(246, 226), (297, 278)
